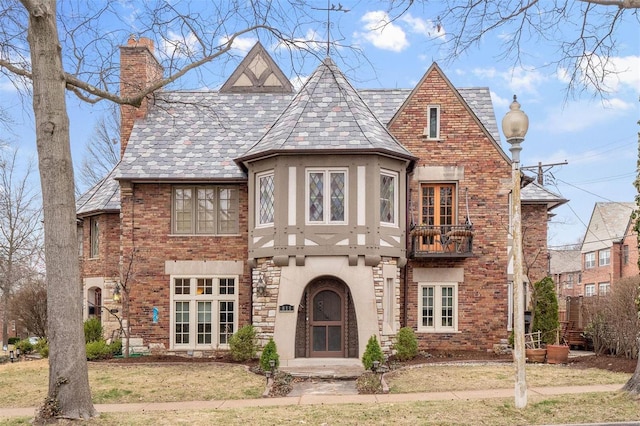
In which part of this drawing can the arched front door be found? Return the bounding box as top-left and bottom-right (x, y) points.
(310, 289), (343, 357)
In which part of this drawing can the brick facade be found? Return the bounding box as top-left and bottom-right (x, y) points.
(79, 45), (558, 357)
(390, 67), (516, 351)
(117, 182), (251, 351)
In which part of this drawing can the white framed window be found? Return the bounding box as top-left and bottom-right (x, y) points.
(585, 283), (595, 297)
(418, 282), (458, 332)
(306, 168), (347, 224)
(598, 249), (610, 266)
(566, 274), (574, 288)
(424, 105), (440, 139)
(256, 171), (275, 227)
(171, 276), (238, 349)
(172, 186), (239, 235)
(380, 170), (398, 226)
(598, 282), (610, 295)
(584, 252), (595, 269)
(89, 217), (99, 259)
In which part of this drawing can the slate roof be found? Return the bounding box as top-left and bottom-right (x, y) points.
(76, 166), (121, 216)
(549, 249), (582, 274)
(582, 202), (635, 253)
(520, 181), (567, 211)
(83, 56), (505, 214)
(237, 58), (415, 163)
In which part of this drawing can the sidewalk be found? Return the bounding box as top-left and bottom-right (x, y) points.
(0, 383), (624, 419)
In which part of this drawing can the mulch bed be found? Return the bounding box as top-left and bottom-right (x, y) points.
(101, 350), (638, 374)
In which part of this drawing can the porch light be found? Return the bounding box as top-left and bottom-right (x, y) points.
(269, 359), (276, 372)
(9, 350), (14, 363)
(113, 282), (122, 303)
(256, 276), (267, 297)
(502, 95), (529, 409)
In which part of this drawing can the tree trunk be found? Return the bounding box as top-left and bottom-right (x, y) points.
(24, 0), (96, 420)
(622, 334), (640, 395)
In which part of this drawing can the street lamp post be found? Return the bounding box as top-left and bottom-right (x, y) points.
(502, 95), (529, 409)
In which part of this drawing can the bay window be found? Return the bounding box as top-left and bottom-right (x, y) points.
(307, 169), (347, 224)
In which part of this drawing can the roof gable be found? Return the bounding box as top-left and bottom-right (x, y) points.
(582, 202), (635, 252)
(220, 42), (293, 94)
(388, 62), (509, 164)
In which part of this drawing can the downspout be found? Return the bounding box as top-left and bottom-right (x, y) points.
(403, 171), (412, 327)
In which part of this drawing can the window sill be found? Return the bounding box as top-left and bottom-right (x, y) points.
(416, 329), (460, 334)
(168, 233), (242, 237)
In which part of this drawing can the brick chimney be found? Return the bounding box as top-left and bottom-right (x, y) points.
(119, 36), (163, 158)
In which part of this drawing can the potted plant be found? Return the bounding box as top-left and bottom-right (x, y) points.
(525, 277), (561, 363)
(546, 329), (570, 364)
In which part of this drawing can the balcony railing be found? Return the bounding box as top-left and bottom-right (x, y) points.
(409, 224), (474, 258)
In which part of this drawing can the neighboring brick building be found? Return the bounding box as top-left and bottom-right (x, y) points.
(549, 249), (582, 300)
(581, 202), (638, 297)
(76, 38), (565, 361)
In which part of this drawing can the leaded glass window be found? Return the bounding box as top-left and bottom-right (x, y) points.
(258, 173), (275, 225)
(380, 172), (397, 224)
(307, 169), (347, 224)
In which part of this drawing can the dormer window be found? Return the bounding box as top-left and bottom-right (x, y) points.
(424, 105), (440, 139)
(307, 168), (347, 224)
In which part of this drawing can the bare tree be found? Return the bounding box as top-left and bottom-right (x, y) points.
(9, 276), (47, 339)
(0, 147), (42, 348)
(623, 119), (640, 395)
(0, 0), (331, 420)
(77, 105), (120, 193)
(389, 0), (639, 96)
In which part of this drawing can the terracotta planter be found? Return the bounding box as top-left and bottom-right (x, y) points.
(525, 348), (547, 363)
(546, 344), (570, 364)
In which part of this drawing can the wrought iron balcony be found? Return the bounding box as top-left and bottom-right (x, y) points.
(409, 224), (474, 258)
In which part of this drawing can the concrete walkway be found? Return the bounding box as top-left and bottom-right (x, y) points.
(0, 383), (625, 419)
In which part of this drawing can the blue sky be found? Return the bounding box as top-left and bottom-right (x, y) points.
(1, 1), (638, 248)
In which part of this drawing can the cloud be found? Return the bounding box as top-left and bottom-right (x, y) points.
(223, 36), (259, 55)
(354, 11), (409, 52)
(471, 66), (547, 96)
(274, 29), (325, 54)
(490, 91), (510, 109)
(160, 31), (200, 58)
(400, 13), (446, 40)
(539, 98), (635, 134)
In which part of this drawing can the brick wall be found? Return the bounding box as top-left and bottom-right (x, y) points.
(522, 204), (550, 285)
(390, 66), (513, 351)
(119, 37), (163, 157)
(119, 181), (250, 350)
(80, 213), (121, 279)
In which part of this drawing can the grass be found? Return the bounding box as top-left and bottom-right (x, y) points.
(385, 362), (631, 393)
(0, 359), (637, 425)
(0, 359), (264, 408)
(1, 393), (639, 425)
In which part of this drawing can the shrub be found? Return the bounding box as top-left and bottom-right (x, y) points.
(84, 317), (103, 343)
(15, 339), (34, 354)
(531, 277), (559, 345)
(394, 327), (418, 361)
(8, 337), (20, 345)
(109, 339), (122, 357)
(356, 371), (383, 394)
(259, 338), (279, 372)
(35, 339), (49, 358)
(229, 325), (257, 361)
(362, 335), (384, 370)
(583, 276), (640, 358)
(85, 340), (113, 360)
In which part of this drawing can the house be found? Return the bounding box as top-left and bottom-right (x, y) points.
(76, 37), (565, 361)
(581, 202), (638, 296)
(549, 249), (582, 300)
